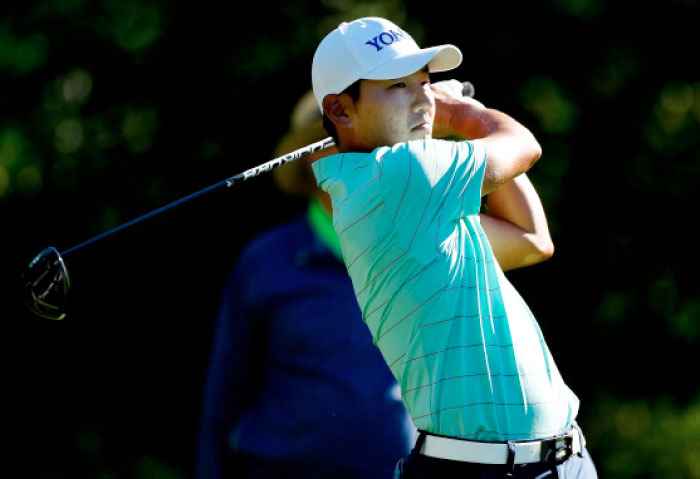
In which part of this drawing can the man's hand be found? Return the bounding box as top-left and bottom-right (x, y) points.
(431, 80), (486, 139)
(429, 79), (542, 196)
(432, 80), (480, 101)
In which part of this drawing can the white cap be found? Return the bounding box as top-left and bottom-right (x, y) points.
(312, 17), (462, 111)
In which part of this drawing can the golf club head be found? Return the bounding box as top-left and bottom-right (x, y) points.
(22, 246), (71, 320)
(461, 81), (475, 98)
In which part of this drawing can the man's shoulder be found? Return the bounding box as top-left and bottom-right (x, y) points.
(222, 215), (312, 306)
(405, 137), (481, 153)
(316, 139), (454, 168)
(313, 139), (483, 184)
(312, 150), (372, 182)
(377, 139), (480, 174)
(380, 138), (480, 160)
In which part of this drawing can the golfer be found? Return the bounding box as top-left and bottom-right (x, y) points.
(310, 17), (597, 478)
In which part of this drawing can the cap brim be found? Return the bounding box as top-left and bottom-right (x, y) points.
(363, 44), (462, 81)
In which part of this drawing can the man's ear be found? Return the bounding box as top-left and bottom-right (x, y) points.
(322, 94), (354, 129)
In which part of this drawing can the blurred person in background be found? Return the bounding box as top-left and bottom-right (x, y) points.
(195, 91), (416, 479)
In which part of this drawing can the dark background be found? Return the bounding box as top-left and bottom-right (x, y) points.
(3, 1), (699, 477)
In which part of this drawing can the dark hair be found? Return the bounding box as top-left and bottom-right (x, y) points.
(322, 80), (361, 144)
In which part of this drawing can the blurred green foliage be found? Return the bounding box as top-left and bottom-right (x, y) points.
(0, 19), (49, 75)
(3, 0), (699, 478)
(519, 76), (581, 135)
(586, 394), (700, 478)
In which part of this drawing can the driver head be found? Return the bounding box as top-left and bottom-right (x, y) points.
(22, 246), (71, 320)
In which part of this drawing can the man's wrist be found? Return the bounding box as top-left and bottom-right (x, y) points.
(432, 80), (486, 138)
(437, 98), (486, 140)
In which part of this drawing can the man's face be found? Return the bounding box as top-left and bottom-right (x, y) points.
(349, 68), (434, 151)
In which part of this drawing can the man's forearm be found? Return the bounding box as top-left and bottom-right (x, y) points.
(480, 174), (554, 270)
(432, 86), (541, 194)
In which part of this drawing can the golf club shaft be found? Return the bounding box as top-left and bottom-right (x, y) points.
(59, 81), (475, 257)
(60, 136), (335, 256)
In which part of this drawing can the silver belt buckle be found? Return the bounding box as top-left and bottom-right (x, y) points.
(539, 433), (574, 464)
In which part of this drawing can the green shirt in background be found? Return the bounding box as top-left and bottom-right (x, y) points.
(307, 195), (343, 260)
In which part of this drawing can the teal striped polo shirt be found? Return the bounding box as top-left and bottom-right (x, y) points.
(312, 138), (579, 441)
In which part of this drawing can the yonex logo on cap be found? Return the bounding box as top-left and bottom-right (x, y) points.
(312, 17), (462, 110)
(365, 29), (409, 52)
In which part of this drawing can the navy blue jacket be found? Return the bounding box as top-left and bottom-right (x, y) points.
(196, 214), (414, 478)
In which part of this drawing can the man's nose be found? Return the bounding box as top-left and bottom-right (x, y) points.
(412, 83), (433, 113)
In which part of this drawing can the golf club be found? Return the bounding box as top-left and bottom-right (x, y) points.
(22, 136), (334, 320)
(22, 81), (475, 320)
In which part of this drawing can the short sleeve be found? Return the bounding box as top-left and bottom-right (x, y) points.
(379, 139), (487, 231)
(454, 139), (486, 216)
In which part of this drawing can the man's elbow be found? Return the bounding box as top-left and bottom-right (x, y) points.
(527, 136), (542, 169)
(521, 234), (554, 266)
(533, 237), (554, 264)
(497, 237), (554, 271)
(540, 238), (554, 261)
